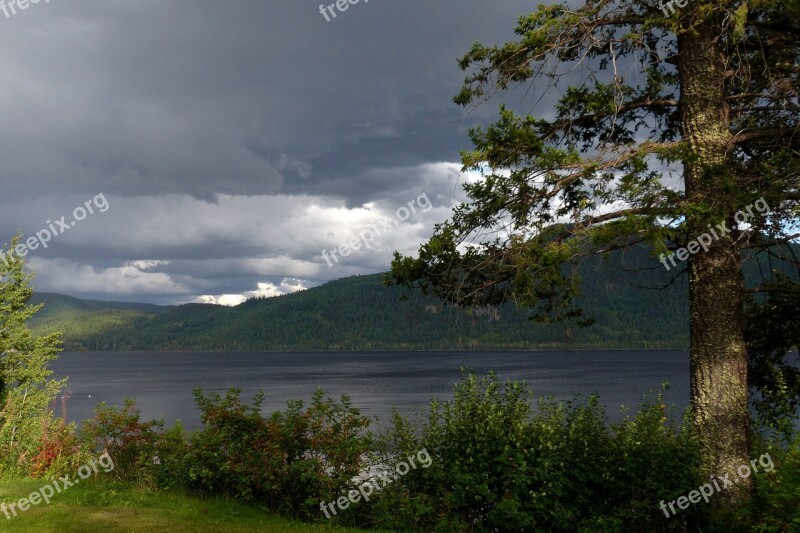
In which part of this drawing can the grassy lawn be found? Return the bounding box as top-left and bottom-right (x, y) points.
(0, 478), (375, 533)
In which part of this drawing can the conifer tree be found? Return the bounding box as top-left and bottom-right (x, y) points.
(391, 0), (799, 510)
(0, 235), (65, 474)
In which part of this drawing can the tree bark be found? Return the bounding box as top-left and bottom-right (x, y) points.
(679, 21), (751, 504)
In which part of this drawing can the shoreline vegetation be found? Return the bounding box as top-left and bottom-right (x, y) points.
(56, 347), (694, 354)
(4, 373), (800, 532)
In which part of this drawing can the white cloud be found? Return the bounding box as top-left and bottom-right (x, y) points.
(27, 257), (188, 297)
(4, 161), (480, 303)
(195, 278), (308, 307)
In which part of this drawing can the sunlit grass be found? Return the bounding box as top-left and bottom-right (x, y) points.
(0, 478), (374, 533)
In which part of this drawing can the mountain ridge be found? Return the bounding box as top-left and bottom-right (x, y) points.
(29, 247), (695, 351)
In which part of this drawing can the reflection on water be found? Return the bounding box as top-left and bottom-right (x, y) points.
(50, 350), (691, 430)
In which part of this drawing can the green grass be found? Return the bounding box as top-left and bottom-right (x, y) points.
(0, 478), (374, 532)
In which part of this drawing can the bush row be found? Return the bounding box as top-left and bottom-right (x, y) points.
(27, 373), (800, 532)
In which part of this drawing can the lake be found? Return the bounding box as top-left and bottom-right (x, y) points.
(50, 350), (690, 430)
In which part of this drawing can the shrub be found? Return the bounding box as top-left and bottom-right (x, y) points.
(186, 388), (279, 501)
(751, 434), (800, 532)
(268, 389), (371, 517)
(67, 374), (799, 532)
(358, 372), (701, 532)
(590, 394), (702, 531)
(187, 387), (371, 518)
(79, 398), (187, 489)
(29, 416), (82, 478)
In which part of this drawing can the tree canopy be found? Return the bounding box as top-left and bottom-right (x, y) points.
(0, 235), (64, 475)
(391, 0), (799, 512)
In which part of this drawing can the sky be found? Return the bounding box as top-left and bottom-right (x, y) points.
(0, 0), (538, 305)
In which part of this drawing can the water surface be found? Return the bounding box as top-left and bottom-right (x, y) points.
(50, 350), (690, 430)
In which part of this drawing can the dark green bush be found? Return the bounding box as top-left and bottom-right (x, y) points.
(187, 387), (371, 518)
(186, 389), (277, 501)
(76, 375), (800, 532)
(353, 372), (702, 532)
(751, 434), (800, 532)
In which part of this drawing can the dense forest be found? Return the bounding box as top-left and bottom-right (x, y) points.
(30, 244), (774, 352)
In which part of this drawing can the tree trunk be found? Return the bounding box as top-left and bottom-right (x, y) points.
(679, 20), (751, 505)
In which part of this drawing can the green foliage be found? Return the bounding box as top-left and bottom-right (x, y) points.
(12, 371), (799, 531)
(0, 235), (65, 476)
(751, 435), (800, 532)
(79, 399), (188, 490)
(28, 417), (81, 479)
(188, 388), (371, 518)
(391, 0), (799, 320)
(388, 0), (799, 516)
(186, 389), (277, 501)
(361, 373), (701, 532)
(746, 272), (800, 440)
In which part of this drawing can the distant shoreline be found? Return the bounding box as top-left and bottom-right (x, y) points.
(59, 347), (692, 354)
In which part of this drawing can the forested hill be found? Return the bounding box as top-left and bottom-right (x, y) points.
(28, 247), (698, 351)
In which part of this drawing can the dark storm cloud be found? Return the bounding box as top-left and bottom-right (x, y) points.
(0, 0), (543, 303)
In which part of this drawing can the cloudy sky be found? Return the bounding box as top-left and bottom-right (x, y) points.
(0, 0), (537, 305)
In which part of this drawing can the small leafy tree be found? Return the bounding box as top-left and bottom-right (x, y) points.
(0, 234), (65, 475)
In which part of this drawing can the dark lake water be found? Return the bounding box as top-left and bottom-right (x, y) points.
(50, 350), (690, 430)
